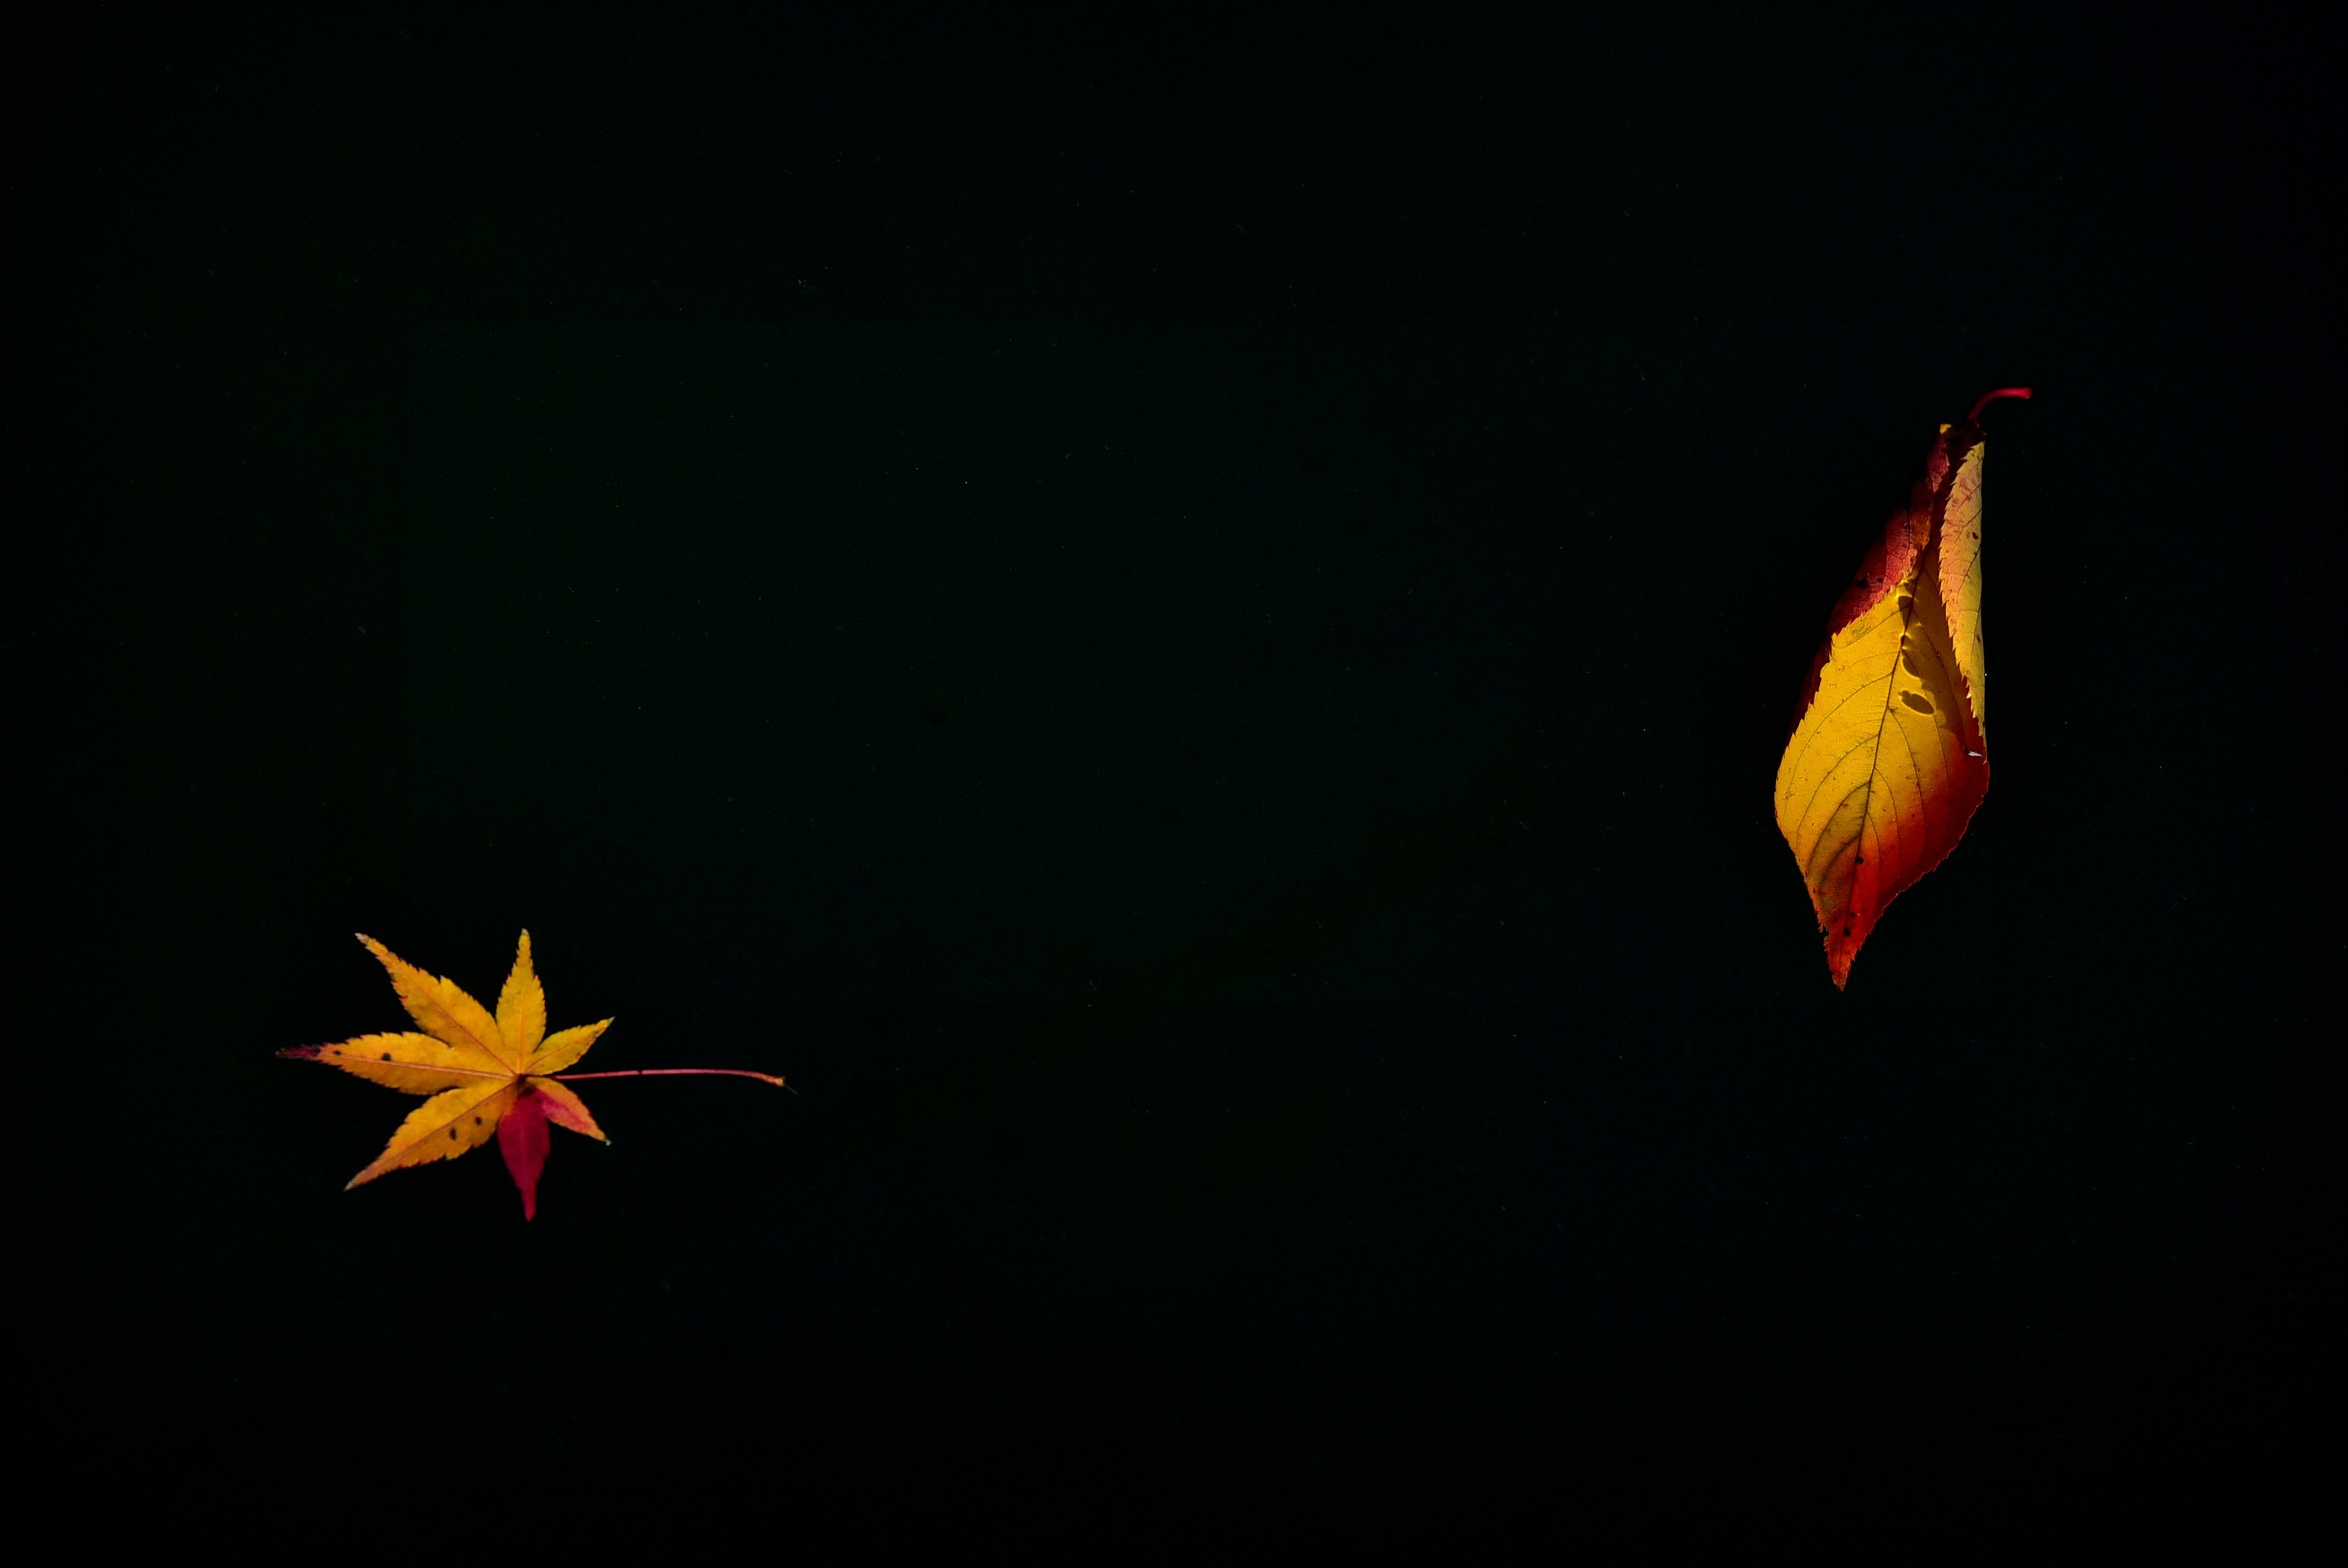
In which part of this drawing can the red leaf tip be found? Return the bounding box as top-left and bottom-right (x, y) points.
(278, 1044), (323, 1060)
(498, 1091), (552, 1221)
(1967, 386), (2033, 422)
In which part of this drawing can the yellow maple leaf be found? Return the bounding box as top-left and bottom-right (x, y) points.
(282, 932), (783, 1217)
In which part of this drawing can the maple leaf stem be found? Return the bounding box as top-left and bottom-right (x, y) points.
(1966, 386), (2033, 422)
(554, 1067), (787, 1087)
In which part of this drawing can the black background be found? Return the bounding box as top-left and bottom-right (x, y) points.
(23, 9), (2333, 1537)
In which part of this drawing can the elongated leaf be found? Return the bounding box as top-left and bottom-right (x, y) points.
(1775, 389), (2026, 987)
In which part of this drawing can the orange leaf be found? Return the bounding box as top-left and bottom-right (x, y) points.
(1774, 388), (2028, 988)
(282, 932), (784, 1217)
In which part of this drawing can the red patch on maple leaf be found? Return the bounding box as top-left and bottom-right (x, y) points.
(497, 1088), (553, 1220)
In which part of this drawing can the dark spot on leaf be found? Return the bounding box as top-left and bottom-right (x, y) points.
(1902, 692), (1935, 714)
(449, 1128), (459, 1139)
(381, 1051), (392, 1060)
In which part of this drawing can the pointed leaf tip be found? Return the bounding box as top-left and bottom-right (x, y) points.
(498, 1089), (553, 1220)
